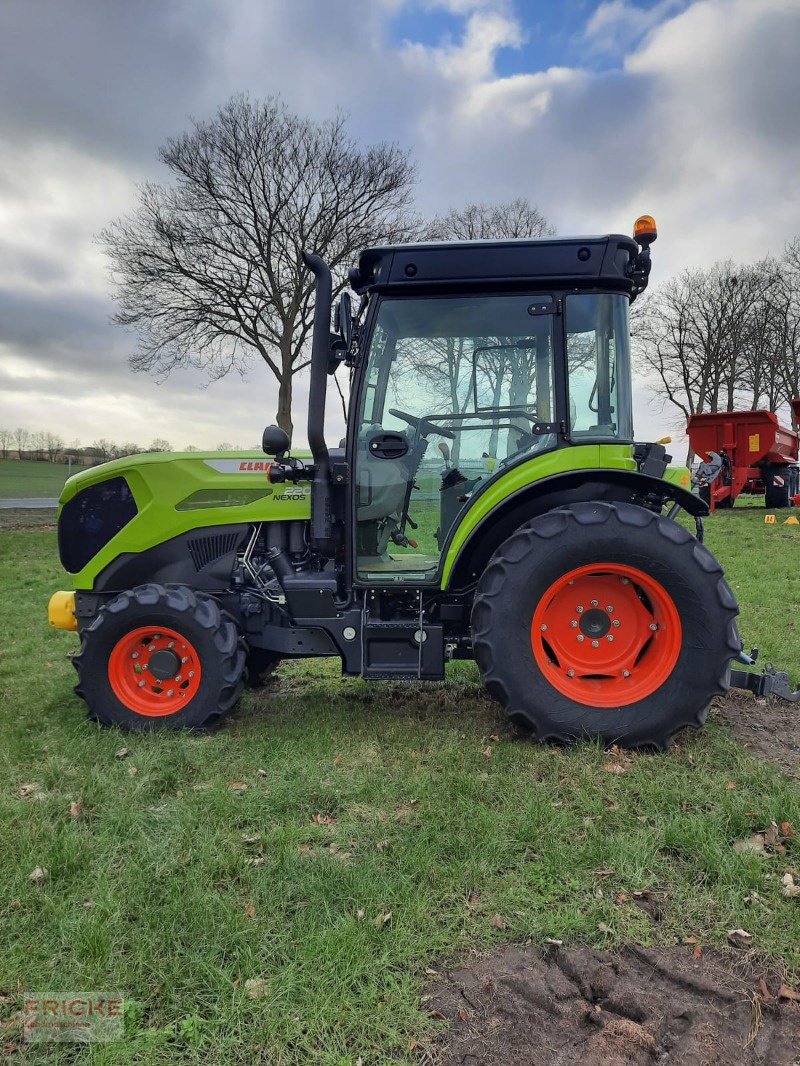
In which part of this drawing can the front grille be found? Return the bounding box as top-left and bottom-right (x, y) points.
(187, 532), (241, 571)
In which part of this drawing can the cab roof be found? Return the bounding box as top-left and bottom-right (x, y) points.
(349, 234), (641, 296)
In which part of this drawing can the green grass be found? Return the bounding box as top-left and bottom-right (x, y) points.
(1, 508), (799, 1064)
(0, 459), (72, 498)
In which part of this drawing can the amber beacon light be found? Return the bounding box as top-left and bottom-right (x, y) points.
(633, 215), (658, 246)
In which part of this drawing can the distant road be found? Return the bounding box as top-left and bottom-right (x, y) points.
(0, 498), (59, 509)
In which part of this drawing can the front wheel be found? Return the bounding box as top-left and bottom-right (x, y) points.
(73, 583), (245, 731)
(471, 502), (741, 750)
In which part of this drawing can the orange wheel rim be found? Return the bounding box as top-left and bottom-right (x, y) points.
(530, 563), (682, 708)
(108, 626), (202, 717)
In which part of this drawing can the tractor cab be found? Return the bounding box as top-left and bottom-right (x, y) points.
(296, 226), (656, 588)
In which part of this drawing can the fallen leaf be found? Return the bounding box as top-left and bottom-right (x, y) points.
(544, 937), (563, 946)
(632, 890), (653, 901)
(82, 900), (93, 909)
(247, 856), (265, 868)
(780, 821), (796, 838)
(127, 766), (139, 777)
(374, 910), (392, 927)
(734, 834), (767, 855)
(228, 781), (247, 792)
(782, 872), (800, 898)
(175, 789), (183, 798)
(466, 891), (480, 909)
(684, 936), (698, 944)
(244, 903), (256, 920)
(311, 813), (336, 826)
(256, 769), (268, 777)
(692, 945), (703, 960)
(594, 869), (614, 879)
(115, 747), (130, 760)
(597, 922), (614, 934)
(613, 892), (629, 905)
(69, 800), (82, 818)
(244, 978), (267, 1000)
(357, 908), (365, 920)
(457, 1008), (469, 1021)
(18, 783), (40, 798)
(778, 984), (800, 1002)
(28, 867), (48, 884)
(603, 762), (627, 775)
(428, 1010), (447, 1020)
(489, 734), (500, 742)
(333, 754), (343, 766)
(482, 746), (493, 759)
(490, 915), (507, 930)
(726, 781), (737, 791)
(241, 833), (261, 844)
(376, 839), (390, 851)
(759, 978), (772, 1001)
(727, 928), (754, 949)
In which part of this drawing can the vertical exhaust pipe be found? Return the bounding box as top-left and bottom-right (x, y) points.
(302, 251), (333, 552)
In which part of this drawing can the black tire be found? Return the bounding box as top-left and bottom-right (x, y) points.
(73, 583), (245, 731)
(245, 647), (281, 688)
(765, 467), (791, 509)
(471, 502), (740, 750)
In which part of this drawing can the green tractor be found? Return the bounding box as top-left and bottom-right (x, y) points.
(48, 216), (746, 748)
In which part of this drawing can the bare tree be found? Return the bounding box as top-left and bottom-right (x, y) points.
(14, 427), (30, 459)
(0, 428), (10, 460)
(92, 438), (115, 462)
(101, 95), (418, 439)
(427, 198), (554, 241)
(148, 438), (172, 453)
(44, 432), (64, 462)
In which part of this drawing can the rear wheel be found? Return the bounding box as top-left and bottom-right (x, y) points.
(471, 502), (740, 749)
(74, 583), (245, 731)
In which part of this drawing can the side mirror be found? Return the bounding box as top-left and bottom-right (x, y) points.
(335, 292), (353, 351)
(262, 425), (290, 458)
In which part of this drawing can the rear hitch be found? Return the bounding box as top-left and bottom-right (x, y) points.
(729, 661), (800, 703)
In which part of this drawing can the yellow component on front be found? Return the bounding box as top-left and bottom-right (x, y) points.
(48, 590), (78, 631)
(656, 435), (672, 445)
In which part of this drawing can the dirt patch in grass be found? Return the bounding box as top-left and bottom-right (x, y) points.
(426, 943), (800, 1065)
(0, 508), (56, 532)
(715, 693), (800, 777)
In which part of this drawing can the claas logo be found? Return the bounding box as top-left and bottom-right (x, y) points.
(239, 461), (268, 471)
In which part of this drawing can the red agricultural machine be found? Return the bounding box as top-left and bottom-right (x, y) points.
(687, 401), (800, 511)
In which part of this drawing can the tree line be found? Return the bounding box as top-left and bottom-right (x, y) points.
(0, 433), (257, 462)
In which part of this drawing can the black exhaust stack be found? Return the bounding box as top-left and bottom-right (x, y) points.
(302, 251), (334, 553)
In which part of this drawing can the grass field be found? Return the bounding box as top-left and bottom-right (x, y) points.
(1, 507), (799, 1064)
(0, 459), (73, 499)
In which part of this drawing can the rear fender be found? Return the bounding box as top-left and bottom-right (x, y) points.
(443, 469), (707, 591)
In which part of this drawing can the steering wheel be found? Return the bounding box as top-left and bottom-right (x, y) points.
(388, 408), (456, 439)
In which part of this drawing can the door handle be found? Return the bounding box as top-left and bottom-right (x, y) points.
(368, 433), (409, 460)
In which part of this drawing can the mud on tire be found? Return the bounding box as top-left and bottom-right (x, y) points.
(471, 502), (741, 750)
(73, 583), (246, 731)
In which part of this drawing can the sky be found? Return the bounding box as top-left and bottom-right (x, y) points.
(1, 0), (799, 451)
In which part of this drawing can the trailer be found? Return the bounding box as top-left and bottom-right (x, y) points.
(687, 401), (800, 511)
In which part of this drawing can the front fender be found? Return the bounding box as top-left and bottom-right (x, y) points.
(441, 468), (707, 591)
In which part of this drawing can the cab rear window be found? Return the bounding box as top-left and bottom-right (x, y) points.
(58, 477), (138, 573)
